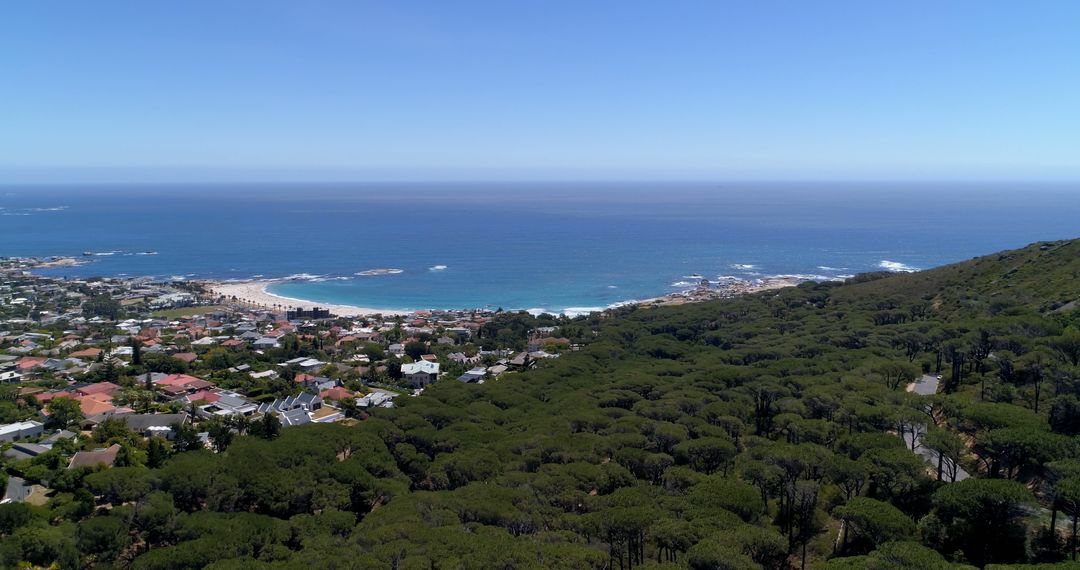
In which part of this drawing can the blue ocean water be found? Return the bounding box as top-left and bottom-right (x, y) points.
(3, 182), (1079, 313)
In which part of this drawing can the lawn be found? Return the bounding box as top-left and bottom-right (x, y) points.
(151, 305), (228, 318)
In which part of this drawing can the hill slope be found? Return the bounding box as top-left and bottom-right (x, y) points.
(3, 239), (1080, 570)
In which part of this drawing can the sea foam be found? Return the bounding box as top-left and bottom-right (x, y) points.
(878, 260), (918, 272)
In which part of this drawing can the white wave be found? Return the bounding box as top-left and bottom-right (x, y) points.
(27, 206), (68, 212)
(878, 260), (918, 272)
(355, 268), (404, 276)
(817, 265), (847, 271)
(526, 308), (548, 316)
(2, 212), (30, 216)
(764, 273), (841, 282)
(282, 273), (324, 281)
(563, 307), (605, 317)
(607, 285), (618, 289)
(134, 251), (158, 256)
(683, 274), (704, 279)
(715, 275), (740, 281)
(671, 281), (694, 287)
(428, 265), (448, 271)
(310, 276), (351, 282)
(730, 263), (757, 270)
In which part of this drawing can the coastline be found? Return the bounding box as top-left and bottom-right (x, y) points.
(206, 280), (409, 317)
(202, 274), (809, 319)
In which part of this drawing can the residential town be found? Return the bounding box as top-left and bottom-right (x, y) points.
(0, 256), (573, 505)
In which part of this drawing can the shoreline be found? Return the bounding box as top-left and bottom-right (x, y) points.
(202, 274), (811, 319)
(206, 280), (410, 317)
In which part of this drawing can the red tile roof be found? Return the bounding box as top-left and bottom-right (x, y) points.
(69, 348), (103, 359)
(16, 357), (46, 370)
(76, 382), (121, 397)
(320, 387), (354, 401)
(35, 391), (72, 402)
(155, 374), (205, 388)
(185, 390), (220, 404)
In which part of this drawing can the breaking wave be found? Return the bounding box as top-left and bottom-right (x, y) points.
(878, 260), (918, 273)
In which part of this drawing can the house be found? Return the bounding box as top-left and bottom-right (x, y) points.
(401, 360), (439, 388)
(196, 390), (258, 418)
(15, 357), (46, 372)
(153, 374), (213, 399)
(257, 392), (322, 415)
(0, 420), (44, 442)
(257, 392), (323, 427)
(68, 444), (122, 469)
(253, 337), (280, 349)
(280, 357), (324, 370)
(388, 343), (405, 357)
(75, 381), (122, 398)
(446, 327), (472, 339)
(184, 390), (220, 405)
(78, 396), (119, 416)
(294, 374), (336, 393)
(319, 386), (354, 401)
(69, 347), (103, 359)
(456, 367), (487, 384)
(357, 391), (396, 408)
(0, 370), (23, 383)
(34, 390), (73, 404)
(3, 442), (51, 461)
(172, 352), (198, 363)
(82, 412), (188, 439)
(448, 352), (481, 366)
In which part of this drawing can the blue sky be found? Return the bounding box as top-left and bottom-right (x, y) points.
(2, 1), (1079, 182)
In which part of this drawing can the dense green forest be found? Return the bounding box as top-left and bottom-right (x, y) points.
(4, 239), (1080, 569)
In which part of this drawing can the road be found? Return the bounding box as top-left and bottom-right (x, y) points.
(908, 374), (940, 395)
(903, 373), (971, 481)
(2, 476), (32, 504)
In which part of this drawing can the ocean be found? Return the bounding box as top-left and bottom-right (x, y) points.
(3, 182), (1079, 314)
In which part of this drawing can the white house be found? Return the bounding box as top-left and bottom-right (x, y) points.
(0, 420), (44, 443)
(401, 360), (439, 388)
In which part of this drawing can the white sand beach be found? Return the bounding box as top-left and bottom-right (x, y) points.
(207, 280), (408, 317)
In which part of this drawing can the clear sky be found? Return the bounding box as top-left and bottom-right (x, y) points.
(2, 1), (1079, 182)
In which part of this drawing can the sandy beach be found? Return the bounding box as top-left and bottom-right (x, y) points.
(204, 274), (805, 319)
(207, 280), (408, 317)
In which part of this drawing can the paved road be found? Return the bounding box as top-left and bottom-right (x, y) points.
(903, 373), (971, 481)
(2, 476), (32, 504)
(908, 374), (941, 396)
(901, 425), (971, 482)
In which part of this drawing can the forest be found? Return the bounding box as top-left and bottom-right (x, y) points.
(2, 238), (1080, 569)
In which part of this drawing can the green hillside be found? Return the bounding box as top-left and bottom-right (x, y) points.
(4, 239), (1080, 569)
